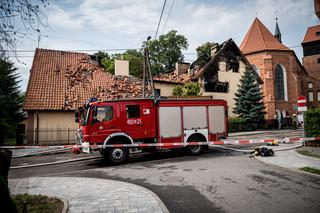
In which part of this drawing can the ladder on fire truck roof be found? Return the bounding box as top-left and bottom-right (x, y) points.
(142, 36), (155, 98)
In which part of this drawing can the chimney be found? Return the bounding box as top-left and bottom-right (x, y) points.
(174, 62), (190, 75)
(115, 59), (129, 76)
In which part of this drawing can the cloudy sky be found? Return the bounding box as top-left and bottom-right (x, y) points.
(9, 0), (318, 92)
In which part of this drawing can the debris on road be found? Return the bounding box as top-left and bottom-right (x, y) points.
(250, 147), (275, 158)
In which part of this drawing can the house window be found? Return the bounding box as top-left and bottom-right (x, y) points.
(318, 58), (320, 63)
(96, 106), (113, 122)
(316, 31), (320, 37)
(317, 91), (320, 101)
(308, 82), (313, 89)
(204, 81), (229, 93)
(308, 91), (314, 102)
(155, 89), (161, 96)
(230, 59), (239, 73)
(275, 64), (286, 100)
(126, 105), (140, 118)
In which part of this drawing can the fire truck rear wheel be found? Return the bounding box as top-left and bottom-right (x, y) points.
(105, 147), (129, 164)
(187, 135), (204, 155)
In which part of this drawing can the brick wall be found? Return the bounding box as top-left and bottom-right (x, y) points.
(303, 54), (320, 80)
(245, 50), (308, 119)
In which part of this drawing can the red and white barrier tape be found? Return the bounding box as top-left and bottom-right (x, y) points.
(1, 136), (319, 149)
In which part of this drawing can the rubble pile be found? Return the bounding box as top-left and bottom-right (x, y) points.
(154, 72), (190, 84)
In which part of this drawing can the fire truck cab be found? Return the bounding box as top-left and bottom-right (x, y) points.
(75, 98), (228, 164)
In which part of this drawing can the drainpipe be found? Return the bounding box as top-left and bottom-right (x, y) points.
(36, 112), (39, 145)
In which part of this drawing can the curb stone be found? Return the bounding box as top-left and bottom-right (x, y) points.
(145, 186), (170, 213)
(60, 197), (69, 213)
(10, 156), (101, 169)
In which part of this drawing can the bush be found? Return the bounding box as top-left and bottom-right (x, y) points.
(305, 108), (320, 137)
(172, 82), (201, 97)
(228, 117), (256, 133)
(172, 85), (183, 96)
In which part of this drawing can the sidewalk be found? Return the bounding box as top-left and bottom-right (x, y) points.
(257, 148), (320, 170)
(9, 177), (168, 213)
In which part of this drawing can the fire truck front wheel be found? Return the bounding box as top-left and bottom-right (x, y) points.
(104, 147), (129, 164)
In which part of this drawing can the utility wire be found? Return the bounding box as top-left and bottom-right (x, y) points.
(4, 48), (140, 53)
(6, 45), (303, 58)
(161, 0), (175, 35)
(154, 0), (167, 39)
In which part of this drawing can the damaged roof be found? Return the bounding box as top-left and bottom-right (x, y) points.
(190, 39), (251, 77)
(24, 48), (146, 111)
(153, 72), (190, 84)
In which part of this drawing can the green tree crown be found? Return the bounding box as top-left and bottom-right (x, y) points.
(0, 60), (24, 145)
(146, 30), (188, 74)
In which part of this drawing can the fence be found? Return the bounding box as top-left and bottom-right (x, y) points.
(21, 128), (78, 145)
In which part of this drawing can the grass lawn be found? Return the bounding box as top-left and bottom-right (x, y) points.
(296, 149), (320, 159)
(12, 194), (64, 213)
(4, 138), (16, 146)
(299, 167), (320, 175)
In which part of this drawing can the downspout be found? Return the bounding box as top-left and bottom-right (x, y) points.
(36, 112), (39, 145)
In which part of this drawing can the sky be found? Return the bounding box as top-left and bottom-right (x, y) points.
(8, 0), (319, 92)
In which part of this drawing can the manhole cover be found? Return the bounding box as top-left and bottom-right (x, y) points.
(160, 175), (184, 183)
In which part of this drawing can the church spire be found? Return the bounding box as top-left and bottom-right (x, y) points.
(274, 17), (282, 43)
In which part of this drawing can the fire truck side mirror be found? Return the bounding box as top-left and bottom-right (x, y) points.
(75, 111), (79, 123)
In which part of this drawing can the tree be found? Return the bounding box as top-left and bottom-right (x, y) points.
(172, 82), (201, 97)
(233, 69), (265, 129)
(95, 50), (143, 77)
(0, 60), (24, 145)
(0, 0), (51, 57)
(147, 30), (188, 74)
(196, 42), (217, 67)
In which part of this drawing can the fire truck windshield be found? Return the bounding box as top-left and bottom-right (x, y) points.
(80, 107), (90, 126)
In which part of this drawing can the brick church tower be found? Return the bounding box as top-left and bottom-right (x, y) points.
(240, 18), (309, 120)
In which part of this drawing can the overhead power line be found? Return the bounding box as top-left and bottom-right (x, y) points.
(4, 48), (140, 53)
(5, 44), (303, 58)
(154, 0), (167, 39)
(161, 0), (175, 34)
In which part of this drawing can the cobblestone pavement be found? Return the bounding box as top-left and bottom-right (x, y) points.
(9, 177), (168, 213)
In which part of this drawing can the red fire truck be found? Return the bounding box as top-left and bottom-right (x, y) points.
(75, 98), (228, 164)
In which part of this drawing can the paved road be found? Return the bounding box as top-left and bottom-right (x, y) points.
(9, 148), (320, 213)
(9, 130), (320, 213)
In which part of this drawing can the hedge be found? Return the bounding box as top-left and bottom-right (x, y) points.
(305, 108), (320, 137)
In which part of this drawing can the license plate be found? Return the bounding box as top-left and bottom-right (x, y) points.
(81, 142), (90, 154)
